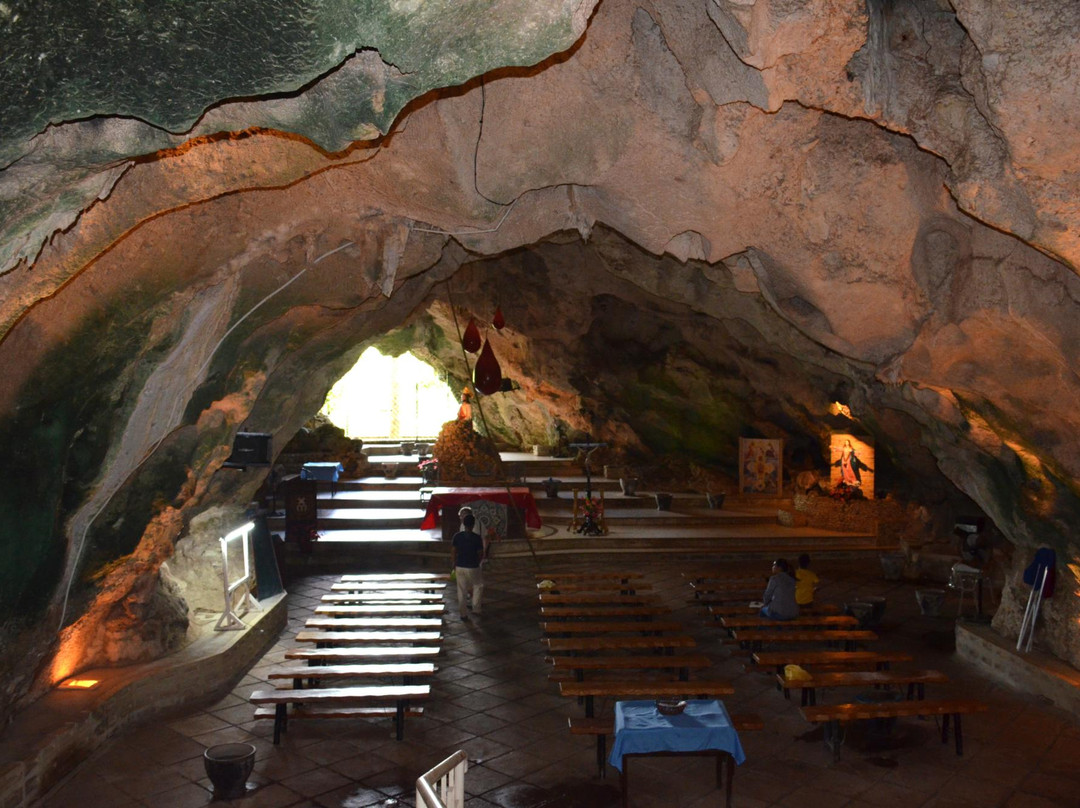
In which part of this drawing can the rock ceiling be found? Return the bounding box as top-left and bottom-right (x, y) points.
(0, 0), (1079, 716)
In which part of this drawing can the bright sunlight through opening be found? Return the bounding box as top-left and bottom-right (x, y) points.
(320, 347), (458, 440)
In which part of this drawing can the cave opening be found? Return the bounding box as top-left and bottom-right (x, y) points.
(319, 345), (458, 441)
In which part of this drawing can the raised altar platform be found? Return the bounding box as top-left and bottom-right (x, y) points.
(420, 486), (542, 541)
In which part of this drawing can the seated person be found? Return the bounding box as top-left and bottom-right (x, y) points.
(795, 553), (819, 607)
(760, 559), (799, 620)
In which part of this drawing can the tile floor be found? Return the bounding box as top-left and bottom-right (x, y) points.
(35, 557), (1080, 808)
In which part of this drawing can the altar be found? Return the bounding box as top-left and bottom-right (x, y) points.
(420, 487), (542, 541)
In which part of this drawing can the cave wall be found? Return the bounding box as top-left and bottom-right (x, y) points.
(0, 0), (1078, 723)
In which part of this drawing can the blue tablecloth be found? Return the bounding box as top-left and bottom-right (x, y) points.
(609, 700), (746, 772)
(300, 462), (344, 481)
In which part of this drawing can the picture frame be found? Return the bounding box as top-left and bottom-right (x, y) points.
(739, 438), (783, 496)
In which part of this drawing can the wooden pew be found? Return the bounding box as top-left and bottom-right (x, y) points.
(305, 617), (442, 630)
(538, 593), (659, 605)
(776, 668), (949, 706)
(729, 629), (878, 652)
(708, 603), (842, 617)
(321, 592), (443, 603)
(295, 630), (442, 646)
(536, 572), (645, 582)
(251, 684), (429, 743)
(285, 646), (440, 664)
(549, 654), (711, 683)
(689, 590), (763, 604)
(332, 581), (447, 591)
(314, 603), (446, 616)
(559, 679), (734, 718)
(718, 615), (858, 631)
(541, 620), (685, 636)
(801, 699), (988, 758)
(540, 581), (653, 594)
(340, 573), (450, 581)
(268, 662), (436, 690)
(543, 635), (697, 654)
(539, 606), (671, 620)
(752, 650), (913, 679)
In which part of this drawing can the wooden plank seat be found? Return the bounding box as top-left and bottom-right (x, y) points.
(550, 654), (711, 684)
(251, 684), (429, 743)
(689, 579), (765, 596)
(538, 593), (659, 605)
(536, 572), (645, 582)
(801, 698), (987, 758)
(305, 617), (442, 630)
(559, 678), (735, 718)
(285, 646), (441, 664)
(689, 590), (763, 604)
(314, 603), (446, 616)
(339, 573), (448, 580)
(321, 592), (443, 603)
(269, 662), (436, 689)
(729, 629), (878, 652)
(543, 635), (697, 654)
(718, 615), (858, 631)
(295, 630), (442, 646)
(708, 603), (842, 617)
(540, 581), (653, 593)
(568, 711), (760, 777)
(541, 620), (685, 636)
(331, 581), (447, 591)
(776, 668), (949, 706)
(539, 606), (671, 619)
(752, 650), (913, 680)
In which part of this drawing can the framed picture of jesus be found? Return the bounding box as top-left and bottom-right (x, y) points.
(739, 438), (783, 496)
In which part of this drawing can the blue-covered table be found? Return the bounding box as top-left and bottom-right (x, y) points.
(610, 700), (745, 808)
(300, 462), (344, 482)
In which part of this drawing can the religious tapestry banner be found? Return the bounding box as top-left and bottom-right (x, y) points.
(739, 438), (783, 496)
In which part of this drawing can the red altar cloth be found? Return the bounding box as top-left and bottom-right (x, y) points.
(420, 487), (542, 530)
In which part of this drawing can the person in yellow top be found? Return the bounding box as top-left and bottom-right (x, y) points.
(795, 553), (819, 606)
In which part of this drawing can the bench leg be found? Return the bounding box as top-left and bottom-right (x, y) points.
(396, 701), (405, 741)
(823, 720), (842, 761)
(621, 758), (629, 808)
(596, 734), (607, 778)
(953, 714), (964, 756)
(585, 695), (595, 718)
(723, 753), (734, 808)
(273, 704), (286, 745)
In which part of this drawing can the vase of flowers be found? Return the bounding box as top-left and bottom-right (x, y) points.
(418, 457), (439, 485)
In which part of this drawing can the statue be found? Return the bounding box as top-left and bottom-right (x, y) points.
(457, 387), (473, 422)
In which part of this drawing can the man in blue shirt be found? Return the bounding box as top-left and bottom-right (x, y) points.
(452, 514), (485, 620)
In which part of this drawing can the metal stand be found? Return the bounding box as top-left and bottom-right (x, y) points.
(1016, 565), (1048, 652)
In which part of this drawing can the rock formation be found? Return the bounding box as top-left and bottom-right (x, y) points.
(0, 0), (1078, 723)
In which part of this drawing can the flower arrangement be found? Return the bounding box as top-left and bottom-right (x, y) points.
(418, 457), (438, 470)
(581, 497), (603, 519)
(829, 482), (865, 502)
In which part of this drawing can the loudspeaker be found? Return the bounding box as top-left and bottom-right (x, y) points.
(224, 432), (272, 468)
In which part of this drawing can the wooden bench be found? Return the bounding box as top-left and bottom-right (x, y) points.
(689, 579), (765, 597)
(688, 590), (762, 604)
(340, 573), (450, 581)
(251, 684), (429, 743)
(285, 646), (441, 663)
(718, 615), (858, 631)
(543, 635), (697, 654)
(314, 603), (446, 616)
(538, 593), (659, 605)
(540, 581), (652, 593)
(776, 668), (949, 706)
(541, 620), (685, 636)
(295, 629), (442, 646)
(269, 662), (436, 689)
(752, 650), (913, 681)
(305, 617), (442, 631)
(539, 606), (671, 619)
(708, 603), (841, 617)
(729, 629), (878, 652)
(550, 654), (711, 683)
(559, 678), (735, 718)
(537, 572), (645, 582)
(321, 592), (443, 603)
(568, 710), (760, 777)
(331, 581), (447, 591)
(801, 698), (987, 758)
